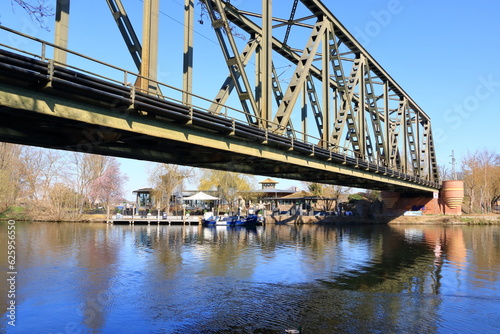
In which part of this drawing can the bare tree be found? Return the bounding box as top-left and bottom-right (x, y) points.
(65, 153), (115, 219)
(438, 163), (450, 182)
(19, 147), (62, 202)
(0, 143), (23, 212)
(306, 182), (350, 213)
(10, 0), (54, 30)
(89, 158), (127, 222)
(149, 164), (192, 215)
(461, 148), (499, 213)
(46, 182), (80, 220)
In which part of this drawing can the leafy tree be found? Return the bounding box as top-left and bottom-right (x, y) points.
(198, 169), (254, 215)
(348, 193), (365, 202)
(307, 183), (323, 197)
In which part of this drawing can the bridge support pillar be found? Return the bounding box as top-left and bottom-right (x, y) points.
(381, 180), (464, 216)
(440, 180), (464, 216)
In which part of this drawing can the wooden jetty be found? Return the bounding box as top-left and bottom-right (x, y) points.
(109, 215), (201, 225)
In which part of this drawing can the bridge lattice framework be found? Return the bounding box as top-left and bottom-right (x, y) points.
(0, 0), (440, 192)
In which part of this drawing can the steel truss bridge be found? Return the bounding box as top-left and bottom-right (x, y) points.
(0, 0), (439, 193)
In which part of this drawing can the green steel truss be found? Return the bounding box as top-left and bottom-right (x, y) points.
(99, 0), (437, 182)
(196, 0), (438, 182)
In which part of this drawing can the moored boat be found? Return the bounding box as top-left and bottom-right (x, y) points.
(202, 212), (265, 226)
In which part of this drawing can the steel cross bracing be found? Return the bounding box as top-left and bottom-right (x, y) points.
(103, 0), (438, 182)
(11, 0), (437, 188)
(195, 0), (438, 183)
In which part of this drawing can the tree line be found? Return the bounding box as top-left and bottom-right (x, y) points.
(1, 143), (498, 219)
(0, 143), (126, 221)
(460, 149), (499, 213)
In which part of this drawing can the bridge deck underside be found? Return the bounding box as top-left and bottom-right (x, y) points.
(0, 49), (437, 194)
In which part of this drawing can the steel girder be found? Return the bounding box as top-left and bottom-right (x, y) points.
(200, 0), (438, 182)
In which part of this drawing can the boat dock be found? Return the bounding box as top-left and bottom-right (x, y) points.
(109, 215), (201, 225)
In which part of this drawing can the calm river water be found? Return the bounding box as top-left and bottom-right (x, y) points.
(1, 221), (500, 333)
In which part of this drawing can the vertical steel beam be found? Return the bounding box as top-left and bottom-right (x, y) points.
(415, 111), (421, 175)
(183, 0), (194, 105)
(321, 25), (331, 148)
(255, 42), (262, 110)
(54, 0), (70, 65)
(402, 100), (408, 173)
(383, 81), (390, 165)
(301, 80), (308, 142)
(261, 0), (273, 128)
(140, 0), (159, 93)
(358, 57), (366, 158)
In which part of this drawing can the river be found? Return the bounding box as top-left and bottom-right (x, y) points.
(1, 221), (500, 333)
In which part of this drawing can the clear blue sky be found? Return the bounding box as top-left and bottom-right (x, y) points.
(1, 0), (499, 200)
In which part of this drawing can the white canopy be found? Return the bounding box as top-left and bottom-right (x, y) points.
(183, 191), (219, 201)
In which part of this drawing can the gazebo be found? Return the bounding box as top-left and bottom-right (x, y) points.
(183, 191), (219, 214)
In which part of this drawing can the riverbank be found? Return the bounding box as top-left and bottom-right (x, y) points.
(268, 213), (500, 225)
(386, 214), (500, 225)
(2, 209), (498, 225)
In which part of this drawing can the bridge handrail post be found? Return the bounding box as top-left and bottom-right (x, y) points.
(123, 71), (128, 86)
(47, 59), (54, 86)
(130, 84), (136, 106)
(41, 41), (47, 61)
(189, 106), (194, 124)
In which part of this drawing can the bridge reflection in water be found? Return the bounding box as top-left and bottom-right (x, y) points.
(2, 222), (499, 333)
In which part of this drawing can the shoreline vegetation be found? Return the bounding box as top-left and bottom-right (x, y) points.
(1, 206), (498, 225)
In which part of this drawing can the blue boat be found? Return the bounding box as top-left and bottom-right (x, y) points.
(233, 214), (265, 226)
(202, 215), (237, 226)
(202, 213), (265, 226)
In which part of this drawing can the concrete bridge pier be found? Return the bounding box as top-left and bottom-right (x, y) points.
(381, 180), (464, 216)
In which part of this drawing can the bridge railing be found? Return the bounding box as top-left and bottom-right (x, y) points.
(0, 26), (439, 188)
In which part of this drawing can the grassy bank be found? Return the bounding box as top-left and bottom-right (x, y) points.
(0, 206), (109, 222)
(0, 206), (28, 221)
(387, 214), (500, 225)
(270, 213), (500, 225)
